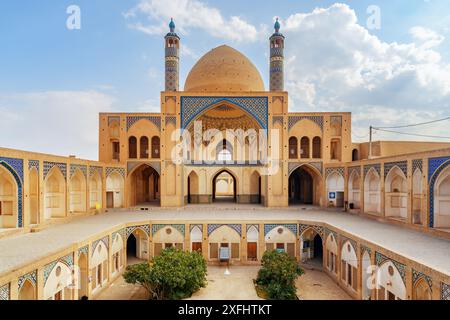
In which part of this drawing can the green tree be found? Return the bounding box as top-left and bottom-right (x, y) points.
(123, 248), (207, 300)
(256, 250), (304, 300)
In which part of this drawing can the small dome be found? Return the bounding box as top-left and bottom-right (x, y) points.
(184, 45), (265, 92)
(169, 18), (175, 32)
(274, 18), (280, 32)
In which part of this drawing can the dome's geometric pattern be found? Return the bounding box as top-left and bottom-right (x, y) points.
(184, 45), (265, 92)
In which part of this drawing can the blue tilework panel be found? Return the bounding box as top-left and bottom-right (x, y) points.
(375, 252), (406, 285)
(0, 283), (10, 300)
(428, 157), (450, 227)
(181, 97), (268, 129)
(207, 224), (242, 237)
(152, 224), (184, 237)
(264, 224), (297, 237)
(0, 158), (24, 227)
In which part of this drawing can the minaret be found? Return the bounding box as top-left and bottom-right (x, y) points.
(269, 18), (285, 91)
(164, 18), (180, 91)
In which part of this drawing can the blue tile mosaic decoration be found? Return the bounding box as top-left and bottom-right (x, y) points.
(428, 156), (450, 227)
(360, 244), (372, 256)
(78, 245), (89, 257)
(70, 164), (87, 178)
(272, 116), (283, 127)
(412, 159), (423, 173)
(165, 116), (177, 126)
(246, 224), (259, 232)
(207, 224), (242, 237)
(441, 282), (450, 300)
(126, 225), (150, 238)
(264, 224), (297, 237)
(112, 228), (126, 243)
(325, 167), (344, 178)
(288, 115), (324, 131)
(189, 224), (203, 233)
(0, 283), (10, 300)
(126, 116), (161, 131)
(181, 96), (269, 129)
(89, 166), (103, 178)
(152, 224), (185, 236)
(43, 253), (74, 285)
(348, 166), (362, 178)
(0, 158), (24, 227)
(43, 161), (67, 180)
(106, 167), (126, 178)
(18, 270), (37, 290)
(412, 269), (433, 291)
(299, 224), (324, 238)
(363, 163), (381, 178)
(384, 161), (408, 178)
(325, 228), (338, 242)
(375, 251), (406, 285)
(92, 236), (109, 256)
(340, 235), (357, 253)
(28, 160), (39, 172)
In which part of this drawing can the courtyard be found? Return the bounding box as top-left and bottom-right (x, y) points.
(95, 265), (350, 300)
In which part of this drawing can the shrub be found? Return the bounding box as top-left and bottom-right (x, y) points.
(123, 248), (207, 300)
(256, 250), (304, 300)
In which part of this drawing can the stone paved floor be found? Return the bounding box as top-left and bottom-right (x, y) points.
(296, 269), (352, 300)
(188, 266), (262, 300)
(1, 206), (450, 277)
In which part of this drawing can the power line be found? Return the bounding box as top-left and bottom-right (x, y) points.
(374, 116), (450, 129)
(372, 128), (450, 139)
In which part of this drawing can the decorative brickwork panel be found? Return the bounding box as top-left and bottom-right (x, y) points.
(126, 116), (161, 131)
(264, 224), (297, 237)
(384, 161), (407, 178)
(288, 115), (323, 131)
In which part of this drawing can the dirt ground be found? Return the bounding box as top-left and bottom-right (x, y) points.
(296, 269), (352, 300)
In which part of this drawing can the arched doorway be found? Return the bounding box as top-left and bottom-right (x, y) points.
(0, 165), (18, 228)
(130, 164), (160, 207)
(29, 167), (39, 225)
(313, 234), (323, 259)
(326, 172), (344, 207)
(376, 261), (406, 300)
(187, 171), (199, 204)
(412, 168), (423, 225)
(300, 228), (323, 267)
(78, 252), (88, 299)
(265, 226), (296, 258)
(106, 172), (124, 209)
(361, 251), (371, 300)
(289, 165), (320, 205)
(18, 279), (36, 300)
(126, 229), (149, 263)
(212, 170), (236, 202)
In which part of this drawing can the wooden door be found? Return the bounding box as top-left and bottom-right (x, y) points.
(192, 242), (202, 252)
(106, 192), (114, 208)
(247, 242), (257, 260)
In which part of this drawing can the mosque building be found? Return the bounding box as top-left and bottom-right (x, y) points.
(1, 19), (450, 301)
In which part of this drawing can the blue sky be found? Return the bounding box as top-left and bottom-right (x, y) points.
(1, 1), (450, 159)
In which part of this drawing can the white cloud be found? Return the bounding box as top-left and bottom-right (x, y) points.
(0, 91), (116, 160)
(282, 3), (450, 142)
(124, 0), (265, 42)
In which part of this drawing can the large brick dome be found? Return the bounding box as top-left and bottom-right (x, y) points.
(184, 45), (265, 92)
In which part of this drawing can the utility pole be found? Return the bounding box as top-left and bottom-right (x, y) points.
(369, 126), (373, 159)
